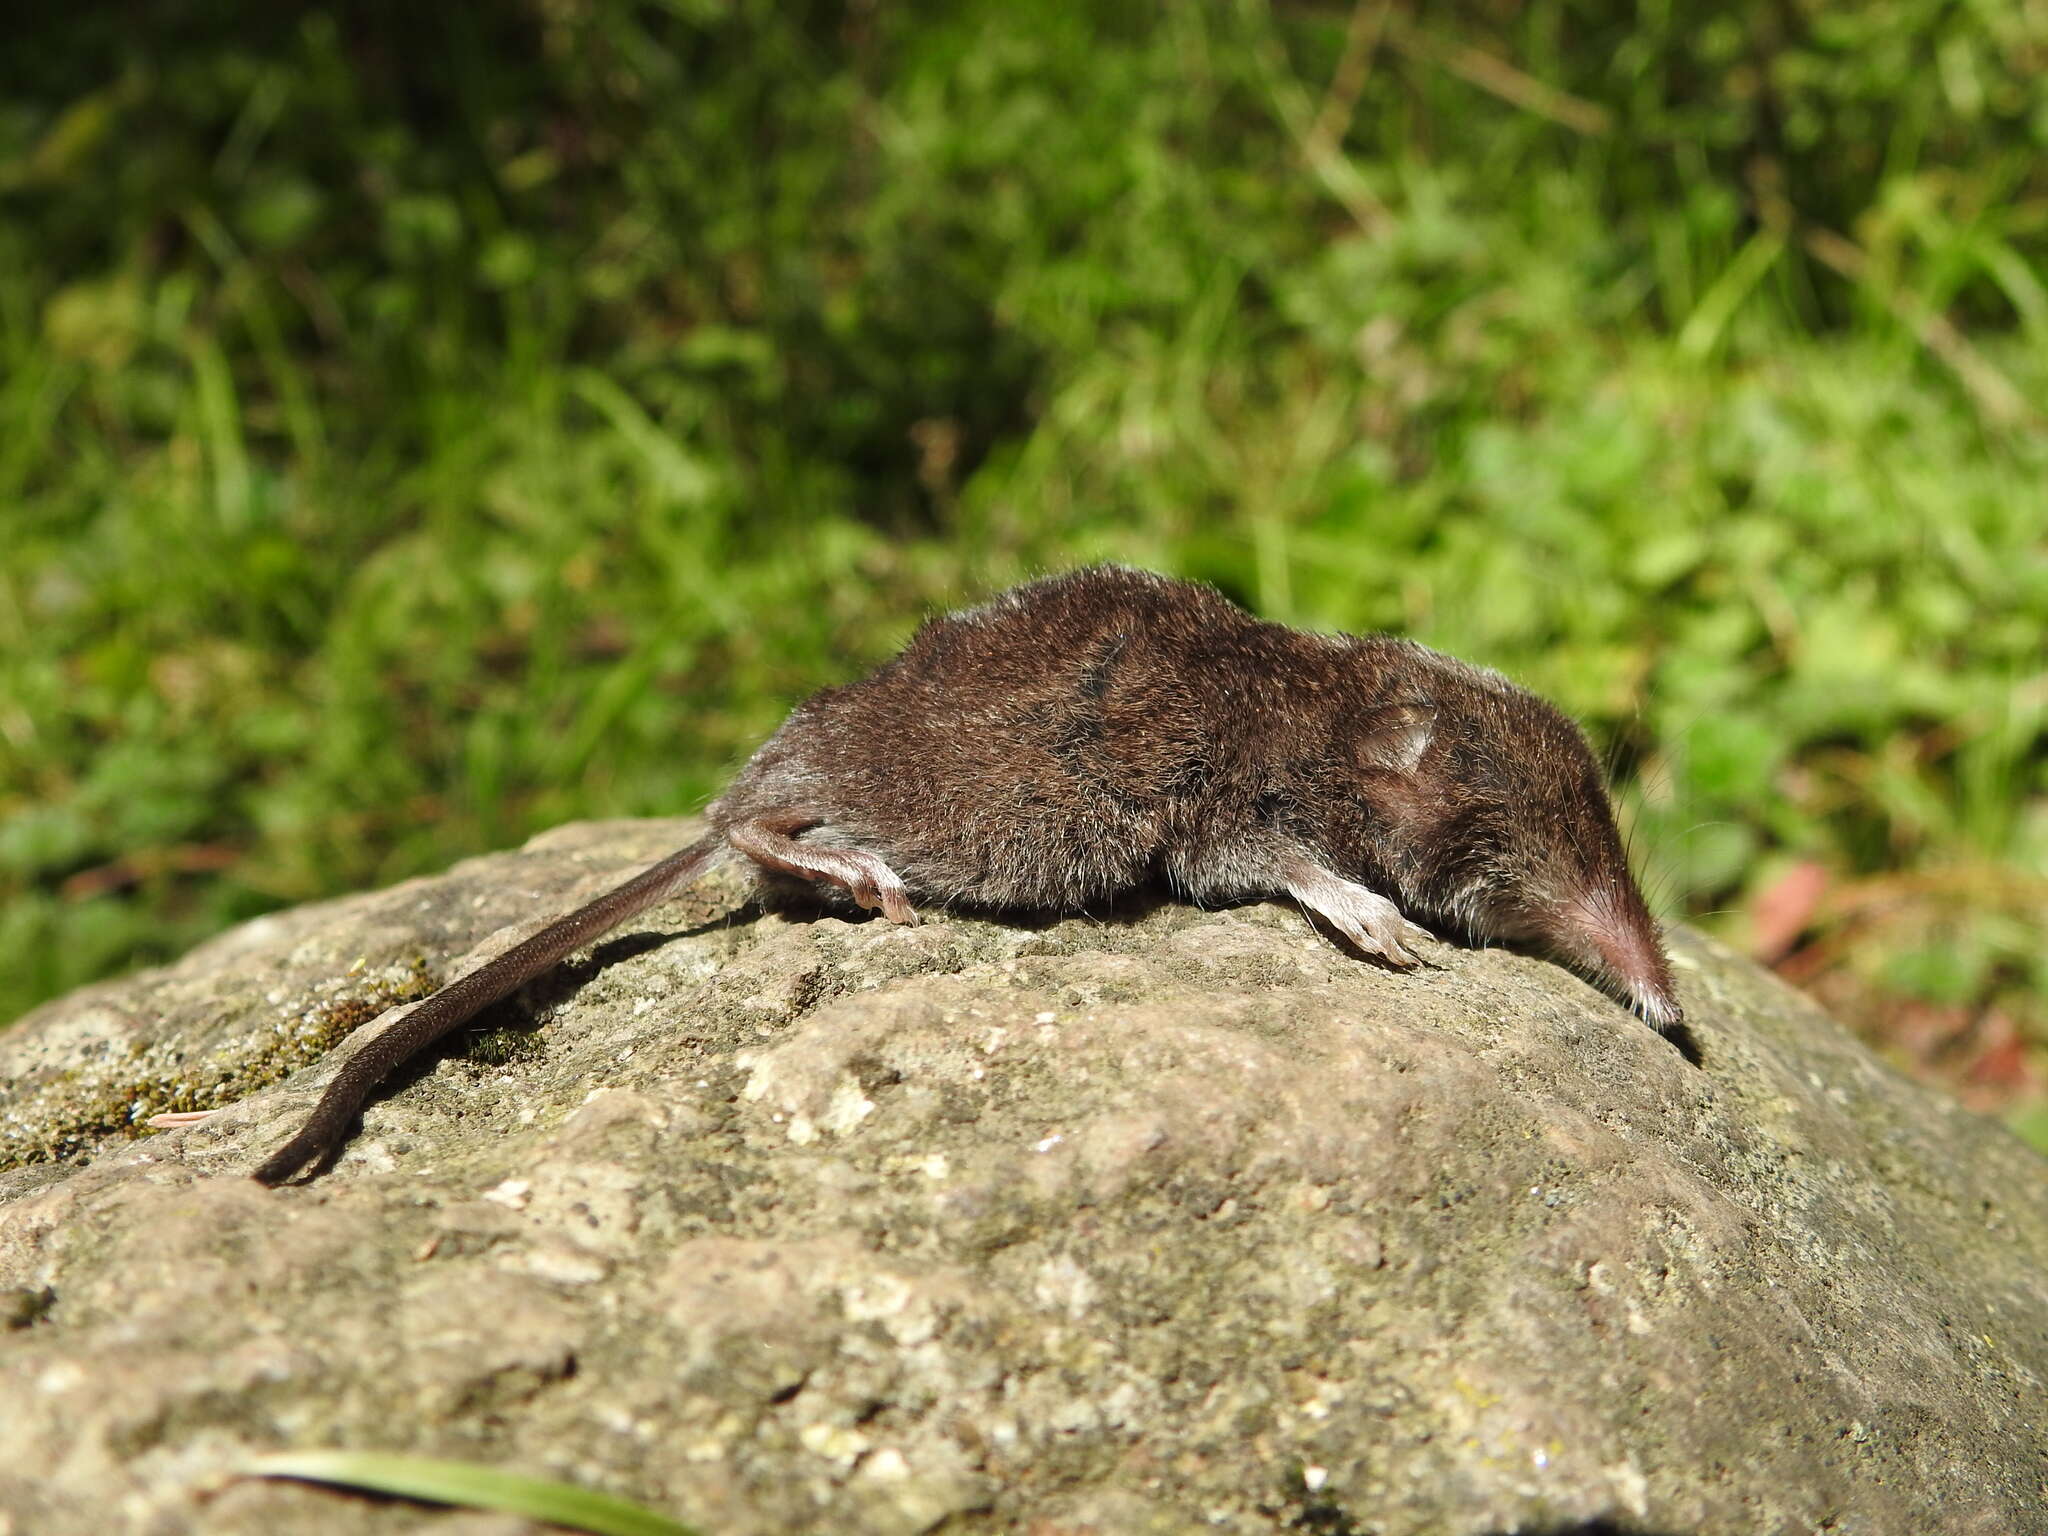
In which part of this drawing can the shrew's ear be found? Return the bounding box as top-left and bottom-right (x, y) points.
(1354, 701), (1436, 774)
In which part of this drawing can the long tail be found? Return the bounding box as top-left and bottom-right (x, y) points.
(251, 834), (725, 1185)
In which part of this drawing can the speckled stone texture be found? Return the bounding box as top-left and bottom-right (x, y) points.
(1, 818), (2043, 1536)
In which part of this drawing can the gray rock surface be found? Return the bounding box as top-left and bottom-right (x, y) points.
(1, 817), (2044, 1536)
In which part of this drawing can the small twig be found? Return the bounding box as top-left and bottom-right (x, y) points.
(1383, 15), (1611, 137)
(146, 1110), (220, 1130)
(60, 842), (243, 900)
(1803, 224), (2041, 430)
(1241, 0), (1391, 235)
(1817, 864), (2048, 920)
(1248, 0), (1609, 233)
(1307, 0), (1391, 159)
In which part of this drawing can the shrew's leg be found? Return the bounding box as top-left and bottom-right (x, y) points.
(1279, 853), (1433, 966)
(728, 815), (920, 925)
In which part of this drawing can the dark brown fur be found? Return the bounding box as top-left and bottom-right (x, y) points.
(251, 566), (1677, 1184)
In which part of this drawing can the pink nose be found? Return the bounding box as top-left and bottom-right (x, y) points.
(1593, 924), (1681, 1027)
(1558, 894), (1680, 1029)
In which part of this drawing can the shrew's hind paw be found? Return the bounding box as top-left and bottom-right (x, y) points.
(730, 817), (921, 927)
(851, 869), (919, 925)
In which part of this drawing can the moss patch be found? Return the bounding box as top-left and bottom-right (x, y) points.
(0, 956), (438, 1174)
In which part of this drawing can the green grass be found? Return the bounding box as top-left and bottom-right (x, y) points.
(243, 1450), (701, 1535)
(1, 2), (2043, 1129)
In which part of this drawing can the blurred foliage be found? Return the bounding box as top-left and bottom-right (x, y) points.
(0, 1), (2043, 1130)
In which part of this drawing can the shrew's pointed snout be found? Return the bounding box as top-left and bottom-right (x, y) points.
(1551, 887), (1682, 1033)
(1624, 968), (1684, 1031)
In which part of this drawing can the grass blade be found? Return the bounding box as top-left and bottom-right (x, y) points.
(243, 1451), (703, 1536)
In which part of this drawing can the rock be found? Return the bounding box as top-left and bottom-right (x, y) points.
(1, 817), (2044, 1536)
